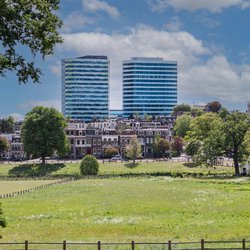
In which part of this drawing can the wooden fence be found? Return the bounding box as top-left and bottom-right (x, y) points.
(0, 239), (249, 250)
(0, 178), (74, 199)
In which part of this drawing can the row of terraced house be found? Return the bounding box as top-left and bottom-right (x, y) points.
(66, 118), (174, 159)
(0, 118), (175, 160)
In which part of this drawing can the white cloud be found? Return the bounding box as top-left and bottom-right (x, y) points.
(49, 61), (61, 76)
(17, 100), (61, 112)
(9, 113), (25, 122)
(164, 16), (182, 31)
(59, 26), (250, 111)
(148, 0), (250, 13)
(61, 26), (209, 108)
(61, 12), (93, 33)
(82, 0), (120, 18)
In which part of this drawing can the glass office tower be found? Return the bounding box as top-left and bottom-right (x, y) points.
(62, 55), (109, 121)
(122, 57), (177, 117)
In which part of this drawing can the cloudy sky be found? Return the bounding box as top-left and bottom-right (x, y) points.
(1, 0), (250, 120)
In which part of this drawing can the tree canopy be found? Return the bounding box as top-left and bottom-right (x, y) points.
(186, 111), (250, 175)
(125, 137), (141, 165)
(21, 106), (69, 164)
(0, 136), (10, 157)
(173, 104), (191, 113)
(174, 114), (192, 138)
(0, 116), (14, 133)
(205, 101), (222, 113)
(154, 138), (170, 158)
(186, 112), (225, 167)
(0, 203), (6, 238)
(0, 0), (62, 83)
(223, 113), (250, 176)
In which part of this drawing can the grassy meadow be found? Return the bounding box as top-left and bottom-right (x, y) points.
(1, 177), (250, 243)
(0, 160), (235, 177)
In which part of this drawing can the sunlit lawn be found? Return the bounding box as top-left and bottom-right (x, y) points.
(0, 161), (235, 177)
(1, 177), (250, 243)
(0, 180), (61, 195)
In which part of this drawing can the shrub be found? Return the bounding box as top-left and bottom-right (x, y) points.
(80, 155), (99, 175)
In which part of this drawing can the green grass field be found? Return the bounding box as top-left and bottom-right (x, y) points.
(1, 177), (250, 244)
(0, 161), (235, 177)
(0, 180), (62, 195)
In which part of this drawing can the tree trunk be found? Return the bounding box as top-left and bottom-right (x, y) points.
(42, 155), (45, 164)
(233, 147), (240, 177)
(133, 157), (135, 165)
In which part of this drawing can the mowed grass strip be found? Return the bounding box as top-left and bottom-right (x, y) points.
(1, 177), (250, 243)
(0, 180), (61, 195)
(0, 161), (235, 177)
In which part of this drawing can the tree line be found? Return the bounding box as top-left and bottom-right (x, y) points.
(173, 102), (250, 176)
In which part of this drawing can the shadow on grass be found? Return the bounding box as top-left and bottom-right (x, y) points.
(124, 162), (140, 169)
(8, 163), (66, 177)
(183, 162), (197, 168)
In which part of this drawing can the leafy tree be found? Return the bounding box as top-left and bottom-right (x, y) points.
(0, 203), (6, 238)
(173, 104), (191, 113)
(219, 107), (230, 119)
(174, 114), (192, 138)
(21, 106), (69, 164)
(0, 116), (14, 133)
(0, 137), (10, 158)
(104, 146), (119, 158)
(223, 113), (250, 176)
(171, 137), (183, 157)
(125, 137), (141, 165)
(205, 101), (221, 113)
(185, 140), (201, 158)
(154, 138), (170, 158)
(115, 123), (131, 134)
(80, 154), (99, 175)
(191, 107), (204, 117)
(0, 0), (62, 83)
(186, 113), (224, 167)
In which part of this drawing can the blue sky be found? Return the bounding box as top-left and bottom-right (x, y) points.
(1, 0), (250, 120)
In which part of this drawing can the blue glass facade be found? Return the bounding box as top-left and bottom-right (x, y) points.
(62, 56), (109, 121)
(122, 57), (177, 117)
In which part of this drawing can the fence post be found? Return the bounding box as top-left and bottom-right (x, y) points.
(201, 239), (204, 250)
(25, 240), (28, 250)
(98, 241), (101, 250)
(242, 239), (246, 250)
(168, 240), (171, 250)
(63, 240), (67, 250)
(131, 240), (135, 250)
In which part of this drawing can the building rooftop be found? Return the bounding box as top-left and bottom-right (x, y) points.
(77, 55), (108, 60)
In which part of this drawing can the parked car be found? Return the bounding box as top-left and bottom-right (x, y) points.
(111, 155), (123, 161)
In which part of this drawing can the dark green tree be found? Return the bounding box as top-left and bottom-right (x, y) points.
(186, 113), (225, 167)
(174, 114), (192, 138)
(185, 140), (201, 158)
(223, 113), (250, 176)
(205, 101), (221, 113)
(0, 116), (14, 133)
(80, 155), (99, 175)
(154, 138), (170, 158)
(0, 203), (6, 238)
(0, 0), (62, 83)
(21, 106), (69, 164)
(219, 107), (230, 119)
(171, 137), (183, 157)
(0, 137), (9, 158)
